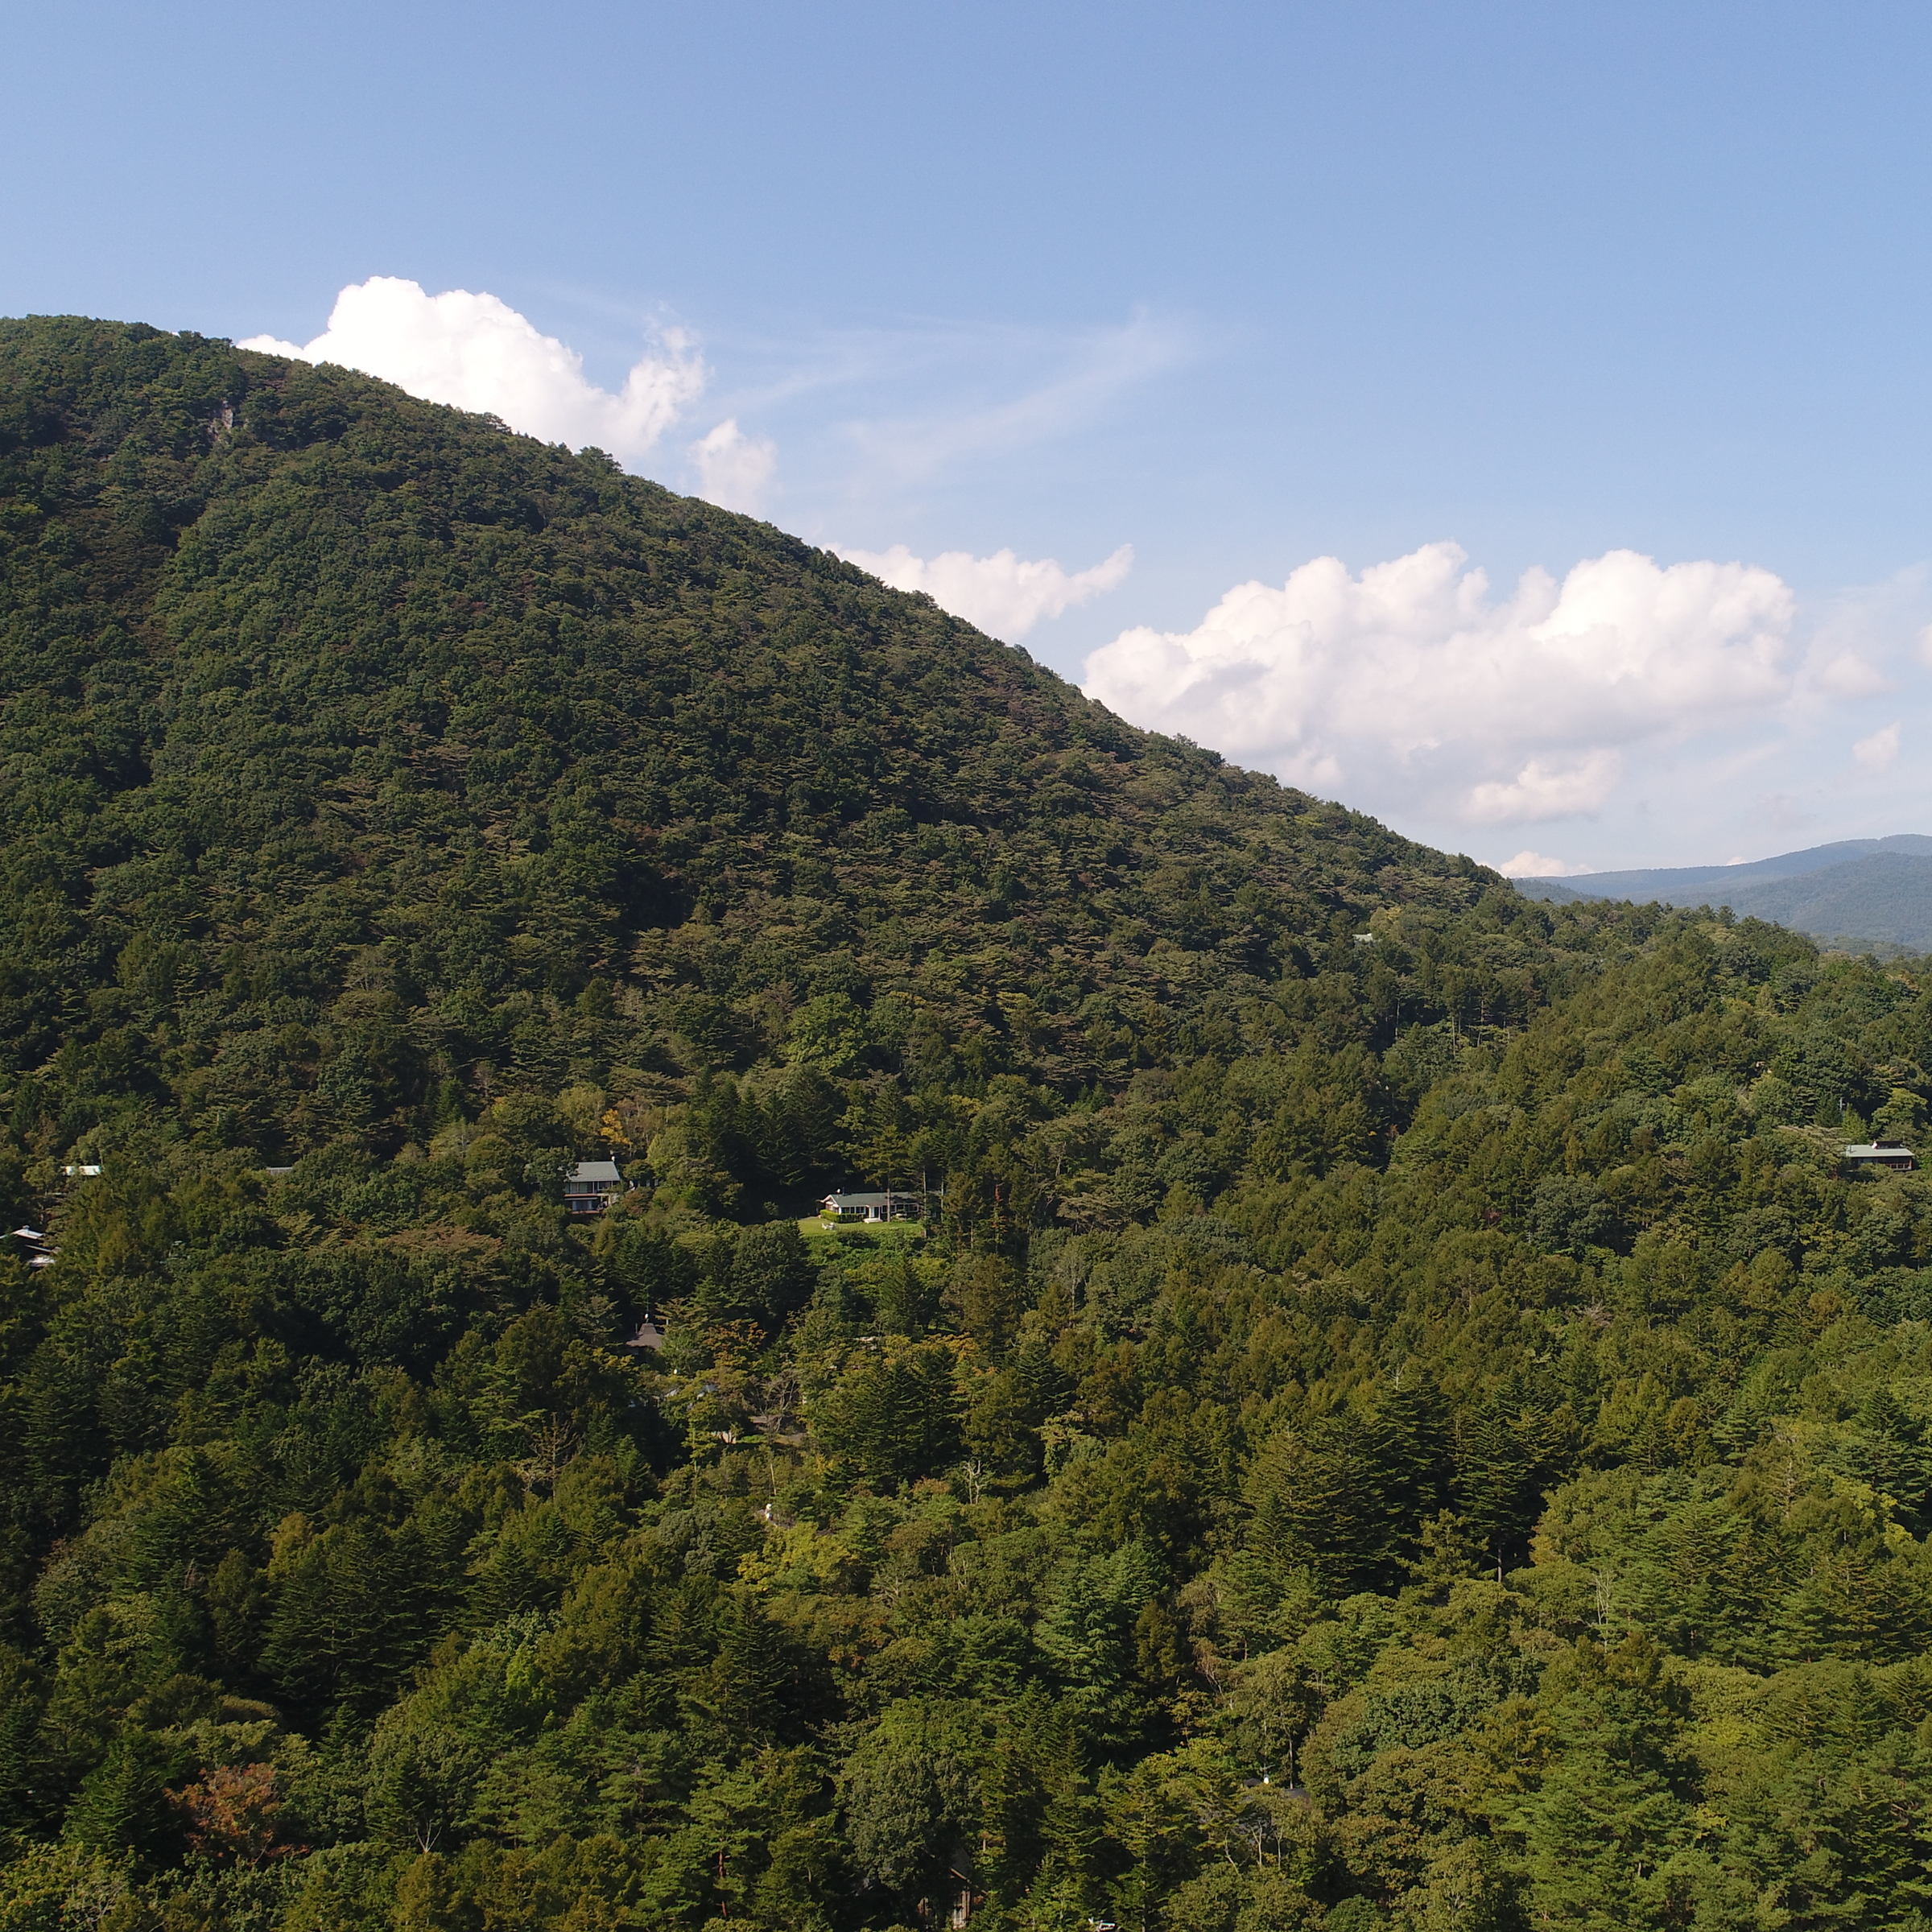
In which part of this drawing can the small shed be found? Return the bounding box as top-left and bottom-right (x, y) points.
(13, 1225), (53, 1265)
(565, 1158), (625, 1215)
(1843, 1140), (1918, 1173)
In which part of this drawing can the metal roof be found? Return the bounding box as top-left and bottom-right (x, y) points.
(568, 1160), (623, 1183)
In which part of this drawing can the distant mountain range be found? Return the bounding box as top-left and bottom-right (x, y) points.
(1521, 835), (1932, 949)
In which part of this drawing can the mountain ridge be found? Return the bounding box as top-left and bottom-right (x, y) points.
(1523, 836), (1932, 947)
(0, 312), (1505, 1166)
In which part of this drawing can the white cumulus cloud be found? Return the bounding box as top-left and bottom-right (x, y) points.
(689, 419), (777, 514)
(1082, 542), (1796, 827)
(1468, 752), (1625, 824)
(839, 543), (1133, 640)
(1854, 721), (1901, 769)
(1498, 850), (1594, 878)
(1809, 651), (1892, 698)
(240, 276), (704, 465)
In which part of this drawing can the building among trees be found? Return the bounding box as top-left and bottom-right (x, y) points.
(819, 1189), (924, 1223)
(1842, 1138), (1918, 1171)
(564, 1158), (625, 1214)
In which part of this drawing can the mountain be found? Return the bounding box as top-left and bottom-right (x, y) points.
(0, 314), (1493, 1172)
(1524, 836), (1932, 946)
(4, 318), (1932, 1932)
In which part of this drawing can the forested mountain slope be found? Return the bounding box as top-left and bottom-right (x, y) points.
(0, 316), (1492, 1176)
(2, 318), (1932, 1932)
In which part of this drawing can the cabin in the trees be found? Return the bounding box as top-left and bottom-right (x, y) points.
(1843, 1140), (1918, 1173)
(819, 1189), (923, 1224)
(565, 1158), (625, 1214)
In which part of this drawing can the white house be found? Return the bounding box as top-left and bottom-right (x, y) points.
(819, 1190), (923, 1224)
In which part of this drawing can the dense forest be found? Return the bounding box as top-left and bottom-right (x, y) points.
(2, 316), (1930, 1932)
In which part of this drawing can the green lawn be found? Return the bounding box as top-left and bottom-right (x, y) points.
(796, 1217), (926, 1238)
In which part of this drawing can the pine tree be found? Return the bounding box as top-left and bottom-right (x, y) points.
(1375, 1365), (1455, 1561)
(1512, 1637), (1692, 1928)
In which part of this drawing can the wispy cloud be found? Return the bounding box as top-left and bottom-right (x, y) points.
(241, 283), (1190, 564)
(838, 309), (1192, 482)
(255, 286), (1195, 529)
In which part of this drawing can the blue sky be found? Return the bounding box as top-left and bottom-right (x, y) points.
(8, 0), (1932, 873)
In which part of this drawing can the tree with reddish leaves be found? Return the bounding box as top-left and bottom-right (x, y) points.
(169, 1763), (302, 1866)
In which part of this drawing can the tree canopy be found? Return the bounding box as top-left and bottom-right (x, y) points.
(3, 317), (1932, 1932)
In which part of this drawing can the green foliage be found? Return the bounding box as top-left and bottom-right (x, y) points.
(6, 317), (1932, 1927)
